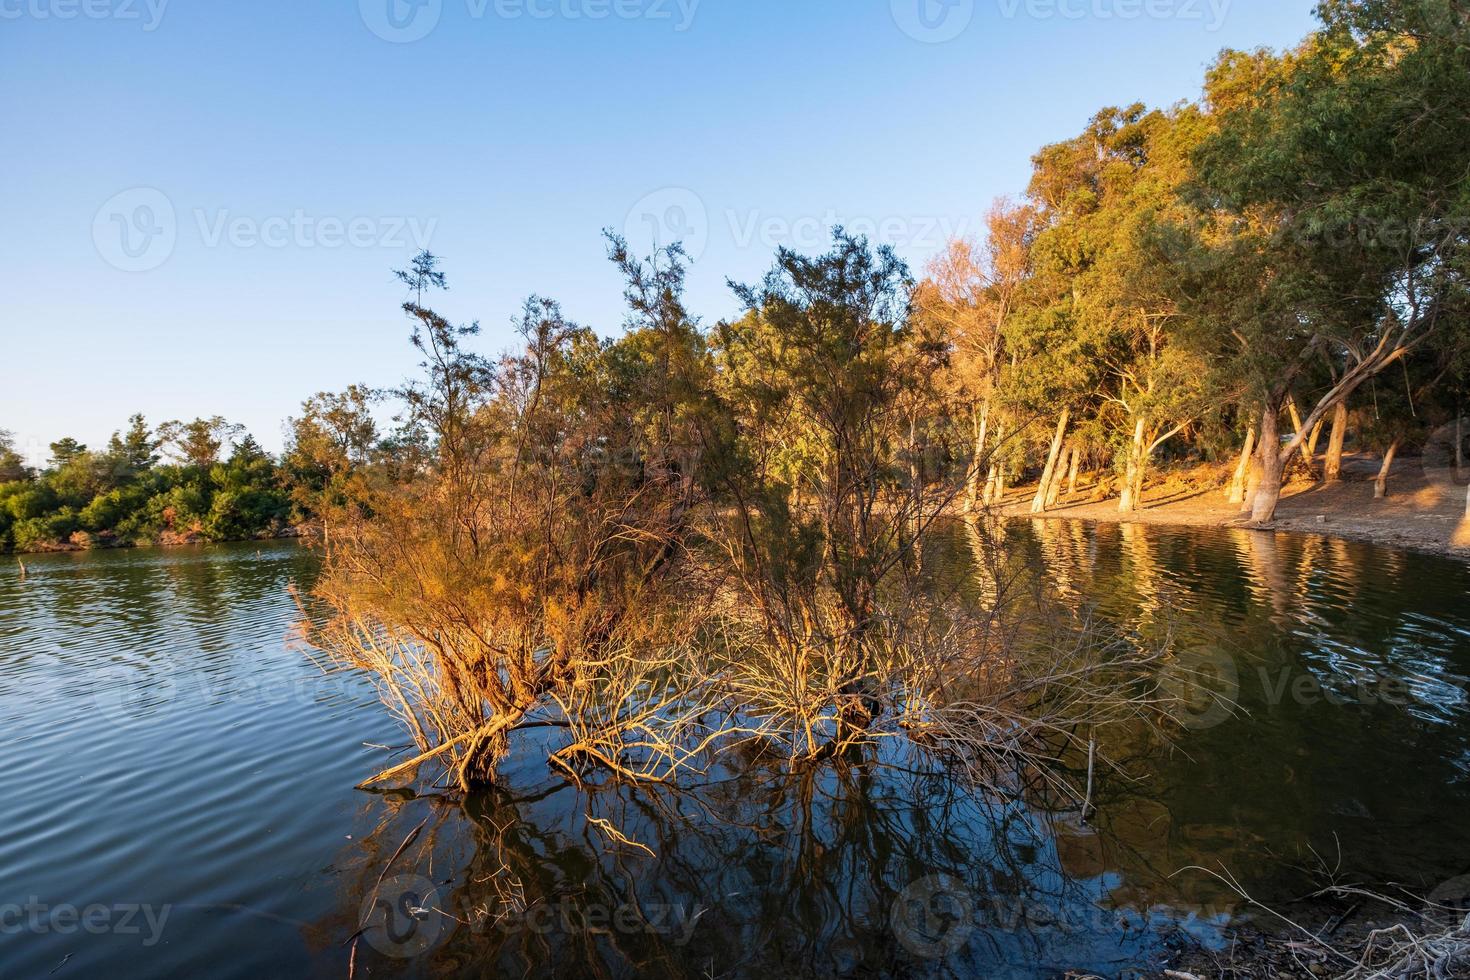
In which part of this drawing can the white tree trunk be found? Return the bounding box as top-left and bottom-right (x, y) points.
(1374, 440), (1401, 500)
(1067, 444), (1082, 495)
(1119, 418), (1146, 513)
(1250, 401), (1286, 523)
(1228, 426), (1257, 504)
(1456, 415), (1465, 480)
(1324, 401), (1348, 483)
(1031, 409), (1070, 514)
(1047, 445), (1068, 507)
(965, 404), (990, 514)
(1287, 395), (1314, 466)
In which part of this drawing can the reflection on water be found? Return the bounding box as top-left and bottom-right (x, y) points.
(1, 525), (1469, 977)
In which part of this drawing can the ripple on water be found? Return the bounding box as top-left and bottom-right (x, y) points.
(1, 530), (1469, 979)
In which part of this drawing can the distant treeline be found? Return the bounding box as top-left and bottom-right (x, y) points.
(0, 393), (380, 553)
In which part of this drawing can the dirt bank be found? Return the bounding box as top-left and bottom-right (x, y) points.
(991, 452), (1470, 560)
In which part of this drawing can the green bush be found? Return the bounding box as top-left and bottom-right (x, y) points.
(12, 508), (81, 551)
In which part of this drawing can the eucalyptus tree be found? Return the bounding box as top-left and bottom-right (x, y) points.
(913, 201), (1035, 512)
(1004, 105), (1212, 512)
(1182, 0), (1470, 521)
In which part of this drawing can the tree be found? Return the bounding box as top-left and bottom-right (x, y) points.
(158, 416), (245, 468)
(313, 248), (706, 790)
(1182, 6), (1470, 520)
(0, 430), (28, 483)
(711, 228), (942, 756)
(106, 414), (159, 477)
(283, 386), (379, 522)
(47, 438), (87, 469)
(913, 200), (1035, 512)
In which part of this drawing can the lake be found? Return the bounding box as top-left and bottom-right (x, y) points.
(2, 523), (1468, 978)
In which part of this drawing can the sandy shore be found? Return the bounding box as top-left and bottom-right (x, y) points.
(991, 452), (1470, 560)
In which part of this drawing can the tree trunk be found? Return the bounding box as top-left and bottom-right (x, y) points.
(1250, 401), (1286, 523)
(1374, 440), (1401, 500)
(1031, 409), (1070, 514)
(1324, 401), (1348, 483)
(1286, 395), (1314, 466)
(965, 404), (990, 514)
(1047, 446), (1068, 507)
(1067, 444), (1082, 495)
(1132, 440), (1151, 510)
(1228, 426), (1257, 504)
(1308, 418), (1324, 458)
(1119, 418), (1146, 513)
(1456, 415), (1464, 480)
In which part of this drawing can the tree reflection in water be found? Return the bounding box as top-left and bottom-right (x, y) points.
(328, 733), (1230, 979)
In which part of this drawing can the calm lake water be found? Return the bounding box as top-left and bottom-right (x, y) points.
(2, 524), (1468, 978)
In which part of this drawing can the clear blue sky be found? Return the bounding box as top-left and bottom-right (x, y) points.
(1, 0), (1318, 460)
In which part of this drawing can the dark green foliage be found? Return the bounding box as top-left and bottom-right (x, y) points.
(0, 416), (295, 553)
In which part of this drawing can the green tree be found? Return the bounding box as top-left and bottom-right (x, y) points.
(105, 414), (159, 477)
(1182, 3), (1470, 520)
(158, 417), (244, 468)
(47, 438), (87, 468)
(0, 430), (28, 483)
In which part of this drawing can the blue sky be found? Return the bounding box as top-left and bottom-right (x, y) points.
(1, 0), (1318, 458)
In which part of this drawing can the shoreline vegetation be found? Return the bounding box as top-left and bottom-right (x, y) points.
(990, 451), (1470, 560)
